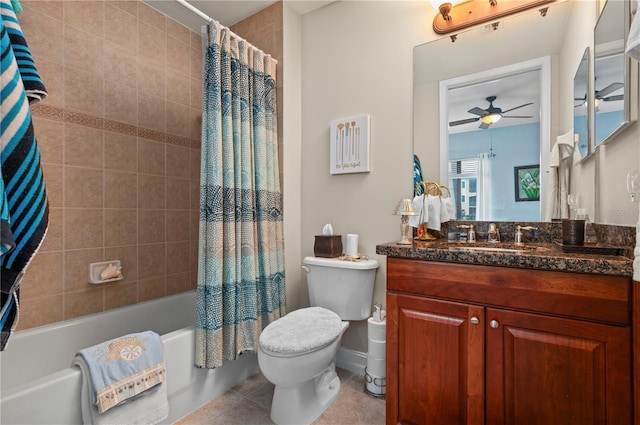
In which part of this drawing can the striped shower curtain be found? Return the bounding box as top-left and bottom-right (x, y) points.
(196, 20), (286, 369)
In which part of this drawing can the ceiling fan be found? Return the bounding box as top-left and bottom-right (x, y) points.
(574, 82), (623, 111)
(449, 96), (534, 129)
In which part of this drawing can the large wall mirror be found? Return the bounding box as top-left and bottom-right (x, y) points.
(593, 0), (635, 147)
(414, 1), (572, 222)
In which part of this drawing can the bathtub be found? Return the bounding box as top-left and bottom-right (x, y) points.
(0, 291), (260, 424)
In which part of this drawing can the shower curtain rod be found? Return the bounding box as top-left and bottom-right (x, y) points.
(175, 0), (211, 22)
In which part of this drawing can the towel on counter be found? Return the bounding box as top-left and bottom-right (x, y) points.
(0, 0), (49, 351)
(626, 0), (640, 61)
(72, 331), (169, 425)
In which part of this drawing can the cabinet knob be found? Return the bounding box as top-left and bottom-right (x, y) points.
(490, 320), (499, 329)
(470, 316), (479, 325)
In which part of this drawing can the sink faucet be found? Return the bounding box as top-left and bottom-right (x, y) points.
(457, 224), (476, 242)
(515, 225), (538, 245)
(487, 223), (500, 243)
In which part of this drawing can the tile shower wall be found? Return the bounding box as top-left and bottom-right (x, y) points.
(15, 0), (203, 329)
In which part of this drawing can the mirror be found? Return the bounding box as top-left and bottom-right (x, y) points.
(594, 0), (634, 147)
(573, 47), (591, 159)
(414, 1), (572, 222)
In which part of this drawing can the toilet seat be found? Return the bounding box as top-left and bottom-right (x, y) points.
(259, 307), (343, 357)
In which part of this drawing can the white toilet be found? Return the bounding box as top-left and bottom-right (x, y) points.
(258, 256), (379, 425)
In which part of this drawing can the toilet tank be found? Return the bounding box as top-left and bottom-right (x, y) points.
(302, 256), (379, 321)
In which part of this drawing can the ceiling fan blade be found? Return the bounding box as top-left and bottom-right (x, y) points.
(603, 94), (624, 102)
(479, 121), (491, 130)
(467, 107), (486, 116)
(596, 82), (623, 98)
(449, 117), (480, 126)
(501, 102), (534, 114)
(501, 115), (533, 119)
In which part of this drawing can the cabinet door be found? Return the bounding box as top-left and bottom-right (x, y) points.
(387, 293), (484, 425)
(485, 308), (631, 425)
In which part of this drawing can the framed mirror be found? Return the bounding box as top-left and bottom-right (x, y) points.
(593, 0), (634, 147)
(573, 47), (591, 160)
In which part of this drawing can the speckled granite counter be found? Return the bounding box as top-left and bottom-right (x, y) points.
(376, 239), (633, 277)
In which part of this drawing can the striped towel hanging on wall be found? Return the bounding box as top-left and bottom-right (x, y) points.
(0, 0), (49, 350)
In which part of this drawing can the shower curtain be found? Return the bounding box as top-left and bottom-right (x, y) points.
(196, 20), (286, 369)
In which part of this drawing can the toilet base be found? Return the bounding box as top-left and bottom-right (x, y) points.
(269, 364), (341, 425)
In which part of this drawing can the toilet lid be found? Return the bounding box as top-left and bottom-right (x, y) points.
(259, 307), (343, 357)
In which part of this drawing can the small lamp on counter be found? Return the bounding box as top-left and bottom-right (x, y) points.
(393, 198), (417, 245)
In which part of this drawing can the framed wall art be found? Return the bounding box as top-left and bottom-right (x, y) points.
(329, 115), (370, 174)
(514, 164), (540, 202)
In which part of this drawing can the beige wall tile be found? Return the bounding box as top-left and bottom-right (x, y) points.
(166, 144), (191, 178)
(167, 69), (191, 106)
(64, 124), (104, 168)
(36, 60), (64, 108)
(138, 93), (166, 133)
(105, 79), (138, 126)
(65, 167), (104, 208)
(104, 41), (138, 88)
(138, 174), (166, 210)
(20, 251), (64, 299)
(138, 2), (166, 30)
(166, 177), (190, 210)
(190, 179), (200, 210)
(64, 24), (104, 77)
(138, 21), (166, 65)
(190, 46), (203, 81)
(138, 243), (166, 280)
(138, 209), (165, 244)
(166, 18), (190, 44)
(167, 272), (190, 295)
(34, 117), (64, 165)
(22, 0), (64, 21)
(105, 208), (138, 246)
(166, 101), (191, 138)
(63, 1), (104, 35)
(105, 132), (137, 172)
(105, 3), (137, 53)
(39, 207), (63, 252)
(64, 67), (104, 117)
(138, 139), (166, 176)
(105, 281), (138, 310)
(190, 148), (201, 180)
(64, 287), (104, 320)
(190, 209), (199, 242)
(138, 276), (166, 302)
(105, 171), (137, 209)
(64, 247), (104, 292)
(17, 294), (64, 330)
(190, 108), (202, 141)
(19, 9), (64, 66)
(166, 241), (190, 274)
(137, 58), (166, 100)
(64, 208), (104, 249)
(107, 0), (137, 17)
(42, 163), (63, 208)
(190, 77), (202, 110)
(166, 35), (190, 76)
(166, 209), (190, 242)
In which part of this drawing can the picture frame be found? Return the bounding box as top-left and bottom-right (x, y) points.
(329, 115), (370, 174)
(514, 164), (540, 202)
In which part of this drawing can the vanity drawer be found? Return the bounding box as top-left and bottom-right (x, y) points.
(386, 257), (631, 326)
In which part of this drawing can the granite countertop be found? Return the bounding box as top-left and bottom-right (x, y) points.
(376, 239), (633, 277)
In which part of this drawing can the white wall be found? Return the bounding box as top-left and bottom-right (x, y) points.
(300, 1), (433, 351)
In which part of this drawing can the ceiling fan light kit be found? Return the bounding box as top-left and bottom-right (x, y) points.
(432, 0), (555, 35)
(449, 95), (533, 130)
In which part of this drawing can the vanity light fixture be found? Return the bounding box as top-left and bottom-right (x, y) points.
(393, 199), (417, 245)
(431, 0), (555, 35)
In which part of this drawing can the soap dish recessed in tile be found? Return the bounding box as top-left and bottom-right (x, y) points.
(88, 260), (123, 284)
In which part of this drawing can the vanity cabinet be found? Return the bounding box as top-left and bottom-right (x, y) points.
(386, 257), (632, 425)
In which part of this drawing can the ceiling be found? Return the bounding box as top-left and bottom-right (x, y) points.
(143, 0), (334, 31)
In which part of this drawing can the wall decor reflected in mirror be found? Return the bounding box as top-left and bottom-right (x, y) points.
(593, 0), (634, 147)
(573, 47), (591, 160)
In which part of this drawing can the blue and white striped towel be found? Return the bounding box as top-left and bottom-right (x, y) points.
(0, 0), (49, 350)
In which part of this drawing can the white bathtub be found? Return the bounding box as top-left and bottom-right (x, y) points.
(0, 291), (260, 424)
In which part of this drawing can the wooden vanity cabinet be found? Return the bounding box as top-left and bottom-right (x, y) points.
(386, 257), (632, 425)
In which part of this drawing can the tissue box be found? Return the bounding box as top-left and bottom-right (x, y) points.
(314, 235), (343, 258)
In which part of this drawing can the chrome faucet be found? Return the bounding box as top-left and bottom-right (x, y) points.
(515, 225), (538, 245)
(487, 223), (500, 243)
(457, 224), (476, 242)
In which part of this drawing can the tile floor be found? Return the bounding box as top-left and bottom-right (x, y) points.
(173, 368), (386, 424)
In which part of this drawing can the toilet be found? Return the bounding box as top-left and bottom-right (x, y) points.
(258, 256), (379, 425)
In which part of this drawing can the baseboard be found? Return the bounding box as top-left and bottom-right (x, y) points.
(336, 346), (367, 376)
